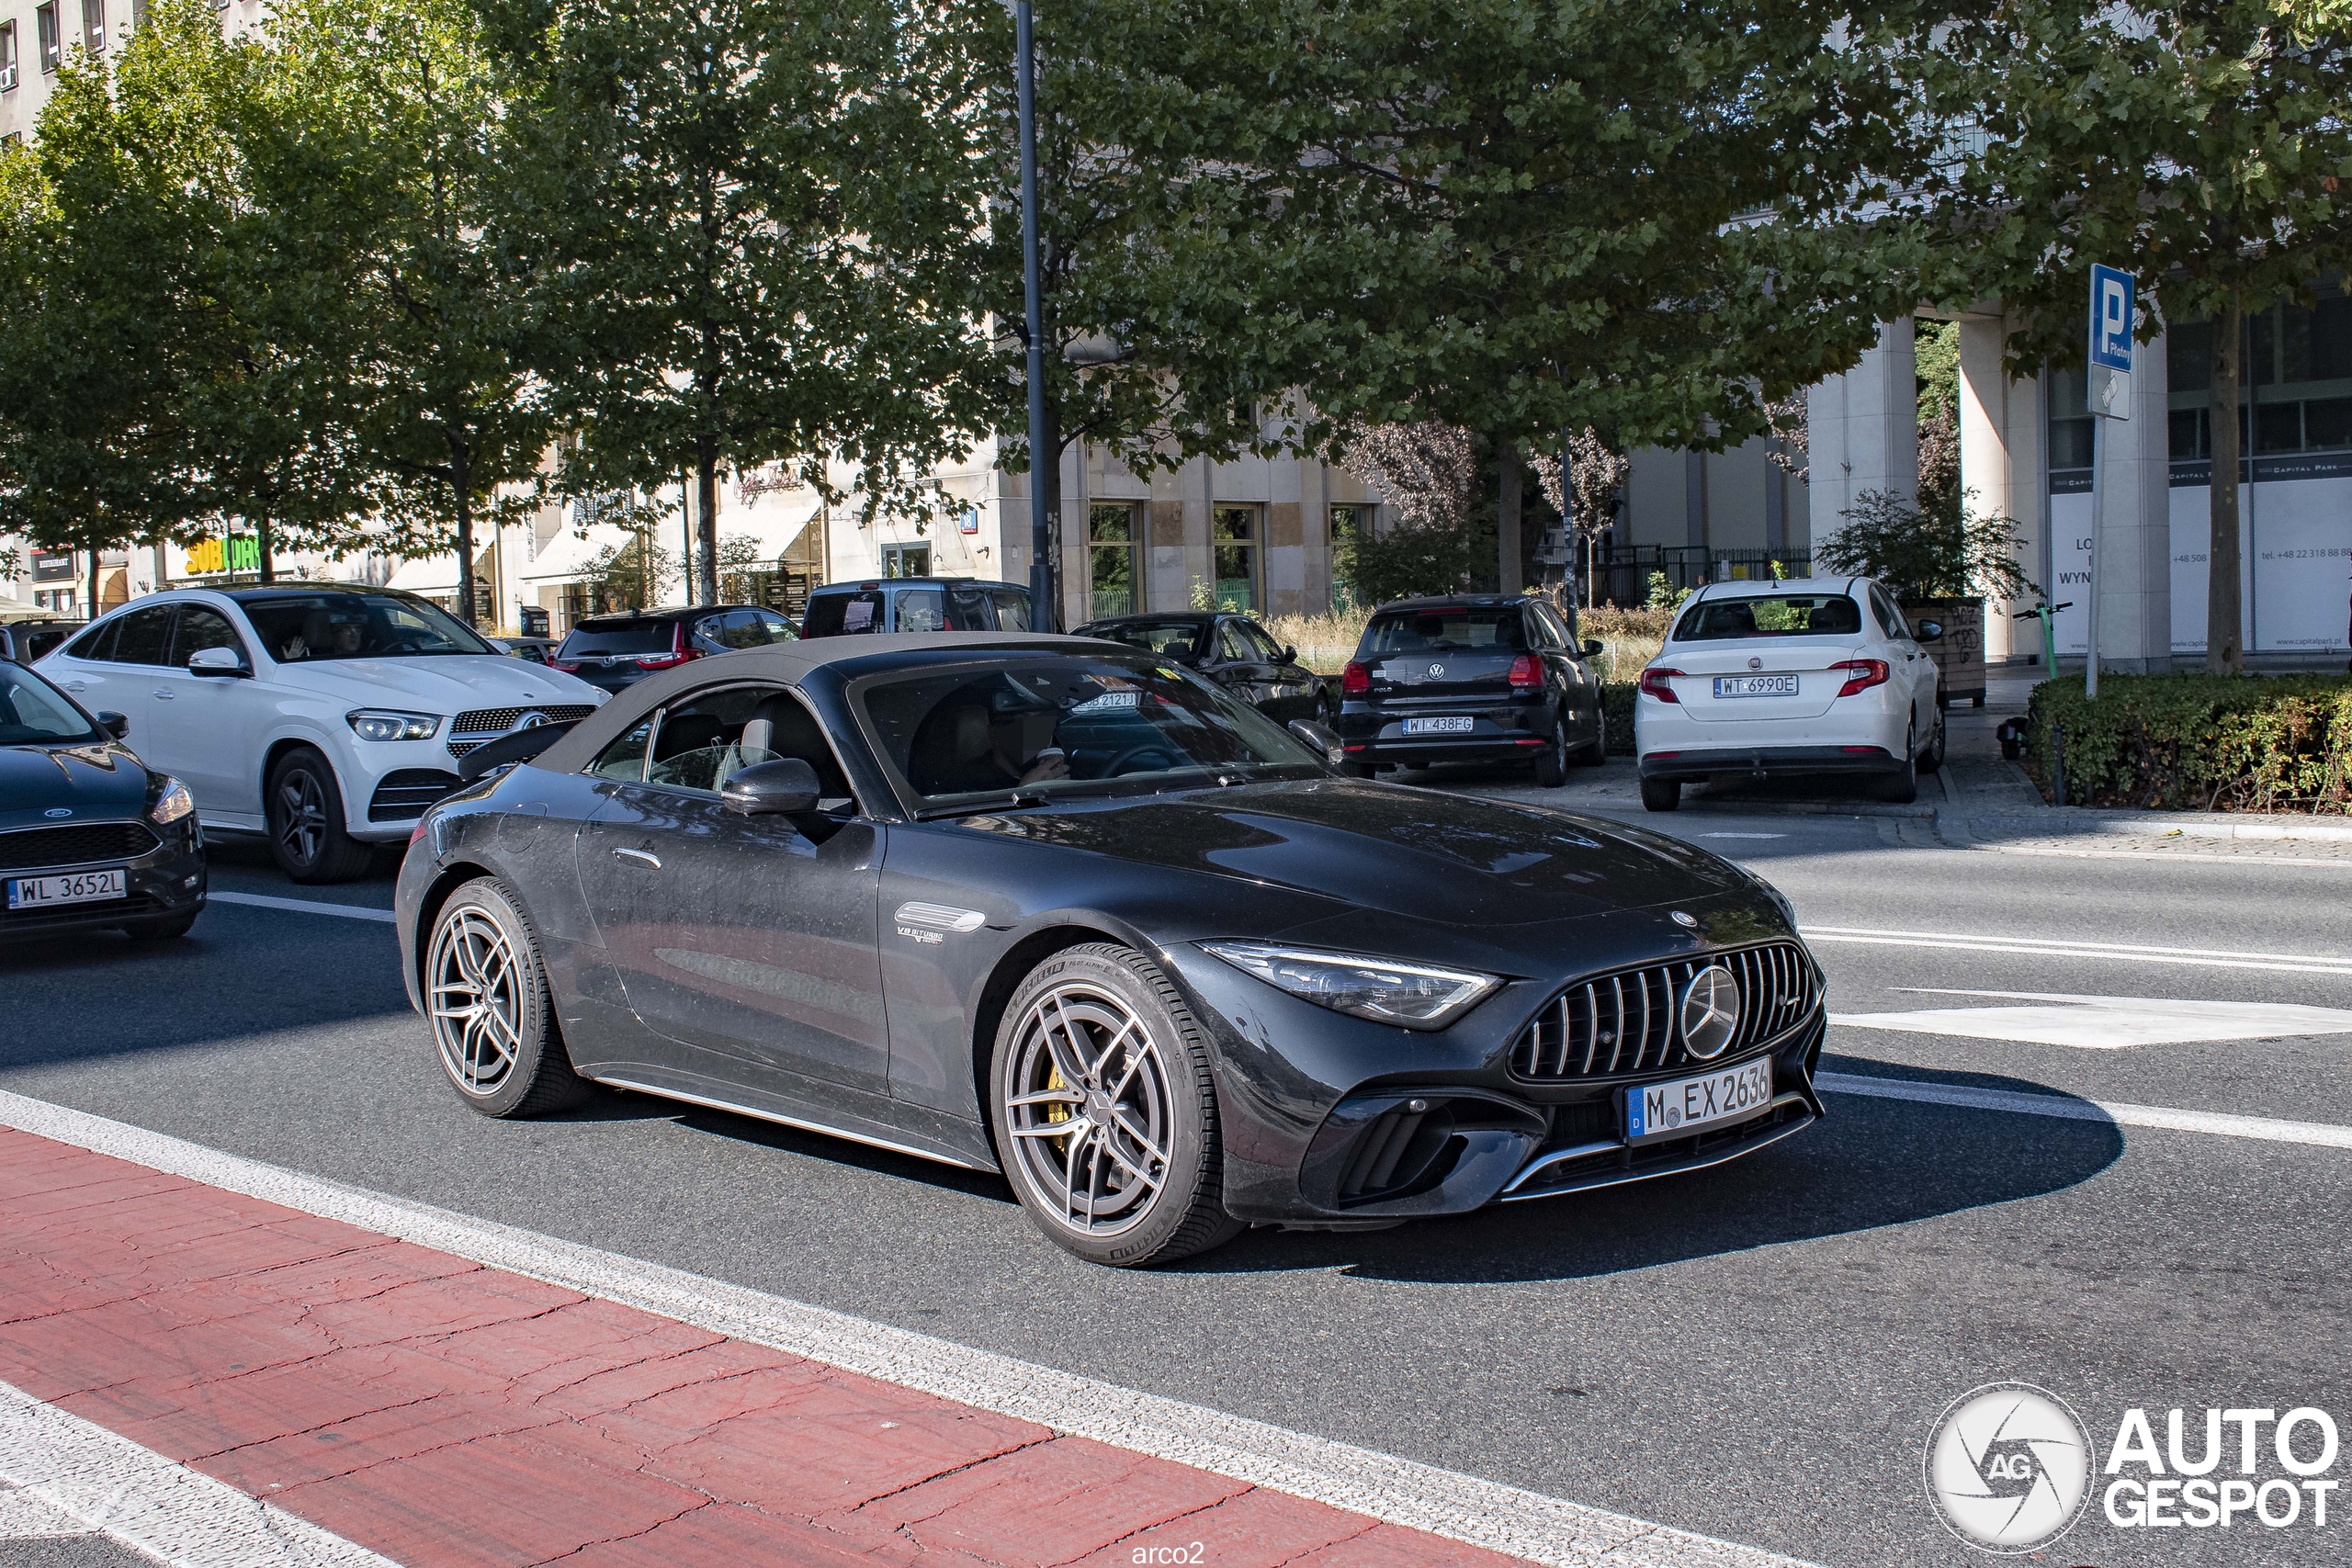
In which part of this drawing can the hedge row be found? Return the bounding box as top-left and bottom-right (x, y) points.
(2026, 674), (2352, 813)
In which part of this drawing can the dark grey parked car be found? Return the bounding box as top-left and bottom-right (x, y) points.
(1072, 611), (1332, 728)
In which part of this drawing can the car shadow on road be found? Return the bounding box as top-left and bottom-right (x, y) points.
(662, 1103), (1021, 1203)
(1178, 1068), (2123, 1285)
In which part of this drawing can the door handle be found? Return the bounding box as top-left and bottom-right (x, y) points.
(153, 689), (175, 700)
(612, 847), (661, 868)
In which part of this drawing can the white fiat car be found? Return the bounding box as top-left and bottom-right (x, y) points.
(1633, 577), (1944, 811)
(41, 586), (605, 881)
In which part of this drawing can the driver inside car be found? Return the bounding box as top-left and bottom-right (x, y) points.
(910, 698), (1070, 795)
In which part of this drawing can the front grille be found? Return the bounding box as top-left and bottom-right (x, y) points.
(1335, 1104), (1457, 1205)
(447, 705), (595, 760)
(0, 821), (161, 872)
(1510, 942), (1817, 1081)
(368, 769), (464, 822)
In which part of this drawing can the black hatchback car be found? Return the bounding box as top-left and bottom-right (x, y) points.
(1073, 612), (1331, 728)
(0, 659), (205, 942)
(1337, 595), (1606, 785)
(550, 605), (797, 694)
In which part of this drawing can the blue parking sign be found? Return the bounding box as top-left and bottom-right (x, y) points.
(2089, 265), (2134, 372)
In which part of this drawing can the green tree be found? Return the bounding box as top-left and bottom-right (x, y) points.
(1919, 0), (2352, 672)
(256, 0), (551, 624)
(1140, 0), (1933, 592)
(492, 0), (986, 606)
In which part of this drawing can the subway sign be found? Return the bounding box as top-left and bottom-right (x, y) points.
(185, 536), (261, 574)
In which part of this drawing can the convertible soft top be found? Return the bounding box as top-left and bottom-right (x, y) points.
(526, 632), (1123, 776)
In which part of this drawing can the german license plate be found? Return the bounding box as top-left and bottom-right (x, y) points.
(1402, 716), (1475, 735)
(7, 869), (127, 909)
(1624, 1058), (1773, 1144)
(1712, 675), (1798, 698)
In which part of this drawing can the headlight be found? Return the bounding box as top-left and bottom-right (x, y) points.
(347, 710), (441, 742)
(1200, 942), (1500, 1030)
(149, 777), (196, 826)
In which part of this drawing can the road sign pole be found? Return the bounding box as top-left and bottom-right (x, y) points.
(2085, 263), (2137, 702)
(2086, 416), (2101, 700)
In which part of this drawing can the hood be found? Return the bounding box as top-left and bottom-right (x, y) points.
(955, 778), (1755, 927)
(273, 655), (605, 714)
(0, 742), (155, 832)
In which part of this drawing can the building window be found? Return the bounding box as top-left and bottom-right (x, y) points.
(36, 5), (59, 73)
(0, 23), (17, 90)
(881, 541), (930, 578)
(1086, 503), (1139, 619)
(1329, 504), (1370, 612)
(2165, 293), (2352, 462)
(1211, 504), (1259, 612)
(80, 0), (102, 52)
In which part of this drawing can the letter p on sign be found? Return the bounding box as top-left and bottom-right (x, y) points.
(2088, 264), (2135, 418)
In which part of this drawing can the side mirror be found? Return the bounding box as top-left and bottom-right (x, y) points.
(188, 646), (247, 677)
(1282, 645), (1298, 665)
(96, 711), (128, 740)
(1288, 718), (1345, 767)
(1581, 638), (1604, 658)
(721, 756), (821, 816)
(1915, 620), (1944, 642)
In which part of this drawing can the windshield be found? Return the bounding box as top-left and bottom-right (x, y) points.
(855, 654), (1323, 810)
(0, 661), (100, 745)
(1673, 594), (1863, 641)
(1080, 619), (1207, 660)
(243, 593), (493, 661)
(1363, 608), (1527, 655)
(559, 621), (676, 657)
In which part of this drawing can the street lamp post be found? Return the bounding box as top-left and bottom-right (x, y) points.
(1016, 0), (1055, 629)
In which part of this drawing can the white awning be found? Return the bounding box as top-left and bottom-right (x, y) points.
(519, 524), (636, 585)
(386, 554), (460, 593)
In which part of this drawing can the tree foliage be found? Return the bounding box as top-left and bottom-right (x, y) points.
(1817, 489), (2038, 604)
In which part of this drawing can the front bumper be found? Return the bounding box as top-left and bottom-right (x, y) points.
(0, 818), (207, 942)
(1638, 744), (1903, 784)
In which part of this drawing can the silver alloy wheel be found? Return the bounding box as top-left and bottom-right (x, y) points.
(428, 902), (525, 1097)
(1003, 981), (1173, 1237)
(275, 766), (326, 865)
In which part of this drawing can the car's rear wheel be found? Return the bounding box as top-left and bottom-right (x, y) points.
(266, 749), (374, 884)
(989, 942), (1242, 1268)
(1532, 717), (1571, 787)
(426, 877), (585, 1117)
(1917, 708), (1947, 774)
(1880, 722), (1919, 804)
(1641, 777), (1680, 812)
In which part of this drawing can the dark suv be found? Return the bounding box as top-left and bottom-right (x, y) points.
(1336, 594), (1606, 785)
(1074, 610), (1329, 726)
(549, 605), (797, 694)
(0, 613), (80, 665)
(800, 578), (1035, 637)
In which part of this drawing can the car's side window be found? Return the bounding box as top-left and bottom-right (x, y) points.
(1239, 622), (1284, 662)
(1216, 622), (1256, 663)
(169, 606), (245, 668)
(109, 606), (177, 666)
(589, 719), (654, 782)
(1870, 586), (1907, 641)
(898, 590), (950, 633)
(989, 590), (1033, 632)
(642, 683), (854, 803)
(756, 611), (795, 643)
(62, 619), (118, 661)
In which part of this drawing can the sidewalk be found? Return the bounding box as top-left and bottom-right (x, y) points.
(0, 1100), (1805, 1568)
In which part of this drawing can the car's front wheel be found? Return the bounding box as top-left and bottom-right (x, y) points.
(989, 943), (1243, 1268)
(425, 877), (586, 1117)
(1917, 708), (1947, 774)
(266, 748), (374, 884)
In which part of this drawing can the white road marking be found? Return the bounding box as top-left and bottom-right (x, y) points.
(1802, 925), (2352, 977)
(0, 1375), (396, 1567)
(0, 1089), (1818, 1568)
(206, 892), (396, 924)
(1979, 843), (2352, 870)
(0, 1483), (96, 1540)
(1830, 990), (2352, 1050)
(1816, 1072), (2352, 1152)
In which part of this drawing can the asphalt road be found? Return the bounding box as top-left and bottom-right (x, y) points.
(3, 809), (2347, 1568)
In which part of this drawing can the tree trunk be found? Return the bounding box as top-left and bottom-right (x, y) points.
(1497, 441), (1523, 595)
(255, 513), (274, 584)
(85, 546), (100, 617)
(695, 439), (719, 607)
(453, 442), (477, 628)
(2207, 294), (2244, 674)
(679, 476), (695, 599)
(1037, 399), (1063, 629)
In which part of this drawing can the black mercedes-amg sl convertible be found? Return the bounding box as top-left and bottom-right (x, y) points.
(395, 634), (1825, 1266)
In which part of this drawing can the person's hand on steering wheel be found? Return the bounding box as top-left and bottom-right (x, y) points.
(1017, 749), (1070, 785)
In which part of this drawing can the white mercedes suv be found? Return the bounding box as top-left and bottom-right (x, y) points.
(40, 586), (605, 881)
(1633, 577), (1944, 812)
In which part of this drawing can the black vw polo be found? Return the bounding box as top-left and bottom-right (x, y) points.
(1337, 595), (1607, 784)
(396, 635), (1824, 1267)
(0, 660), (206, 942)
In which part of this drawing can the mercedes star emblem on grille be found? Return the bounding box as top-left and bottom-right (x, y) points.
(514, 711), (548, 729)
(1678, 964), (1741, 1059)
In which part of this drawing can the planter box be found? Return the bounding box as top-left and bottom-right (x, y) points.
(1907, 598), (1985, 707)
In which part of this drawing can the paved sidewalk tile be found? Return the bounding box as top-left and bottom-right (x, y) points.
(0, 1130), (1532, 1568)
